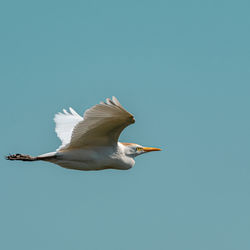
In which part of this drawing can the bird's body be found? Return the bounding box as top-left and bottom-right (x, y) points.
(40, 143), (135, 171)
(7, 97), (161, 171)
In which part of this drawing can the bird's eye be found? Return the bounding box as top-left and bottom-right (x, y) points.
(136, 147), (143, 152)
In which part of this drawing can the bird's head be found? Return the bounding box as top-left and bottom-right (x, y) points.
(121, 143), (161, 158)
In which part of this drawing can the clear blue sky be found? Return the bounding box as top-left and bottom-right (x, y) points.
(1, 0), (250, 249)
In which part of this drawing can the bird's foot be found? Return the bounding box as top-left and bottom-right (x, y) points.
(5, 154), (36, 161)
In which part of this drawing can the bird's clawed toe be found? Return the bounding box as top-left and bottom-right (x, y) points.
(6, 154), (31, 161)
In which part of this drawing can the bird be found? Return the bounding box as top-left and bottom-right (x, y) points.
(6, 96), (161, 171)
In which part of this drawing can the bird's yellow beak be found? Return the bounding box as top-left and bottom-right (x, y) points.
(142, 147), (162, 152)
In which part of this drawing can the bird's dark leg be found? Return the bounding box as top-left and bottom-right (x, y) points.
(5, 154), (38, 161)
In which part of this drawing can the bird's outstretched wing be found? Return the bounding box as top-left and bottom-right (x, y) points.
(54, 97), (135, 151)
(54, 107), (83, 150)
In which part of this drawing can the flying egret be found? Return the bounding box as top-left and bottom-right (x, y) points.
(6, 97), (161, 171)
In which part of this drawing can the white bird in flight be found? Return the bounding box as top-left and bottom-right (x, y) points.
(6, 97), (161, 171)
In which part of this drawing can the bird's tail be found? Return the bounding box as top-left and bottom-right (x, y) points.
(6, 152), (56, 162)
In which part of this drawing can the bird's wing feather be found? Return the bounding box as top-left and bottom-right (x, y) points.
(61, 96), (135, 150)
(54, 108), (83, 150)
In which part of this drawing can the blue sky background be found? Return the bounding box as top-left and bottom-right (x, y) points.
(1, 0), (250, 249)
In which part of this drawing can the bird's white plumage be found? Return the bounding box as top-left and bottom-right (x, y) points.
(54, 96), (135, 151)
(54, 107), (83, 150)
(9, 96), (161, 171)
